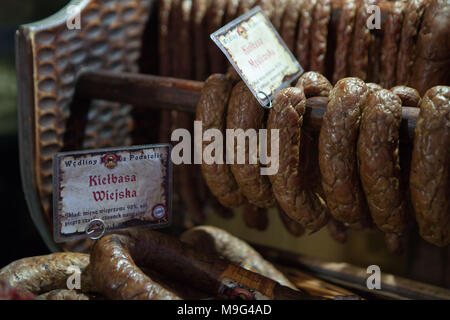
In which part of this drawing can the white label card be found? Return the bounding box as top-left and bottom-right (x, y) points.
(53, 144), (172, 242)
(211, 6), (303, 107)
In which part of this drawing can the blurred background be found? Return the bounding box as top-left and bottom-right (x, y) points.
(0, 0), (69, 267)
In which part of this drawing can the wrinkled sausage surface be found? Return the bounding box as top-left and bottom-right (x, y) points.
(310, 0), (332, 74)
(296, 0), (316, 70)
(333, 0), (357, 83)
(35, 289), (90, 300)
(180, 225), (296, 289)
(87, 234), (181, 300)
(113, 230), (313, 300)
(380, 1), (406, 89)
(396, 0), (429, 85)
(409, 0), (450, 95)
(196, 74), (246, 208)
(281, 0), (303, 54)
(227, 82), (275, 208)
(268, 86), (328, 230)
(358, 89), (406, 253)
(0, 253), (90, 295)
(410, 86), (450, 247)
(296, 72), (347, 241)
(319, 78), (370, 226)
(295, 71), (333, 97)
(391, 85), (421, 107)
(350, 0), (375, 80)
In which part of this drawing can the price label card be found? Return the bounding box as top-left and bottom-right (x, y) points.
(211, 6), (303, 107)
(53, 144), (172, 242)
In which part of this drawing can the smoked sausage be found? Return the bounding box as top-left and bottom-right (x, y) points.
(319, 78), (370, 227)
(196, 74), (246, 208)
(267, 86), (328, 230)
(410, 86), (450, 247)
(180, 225), (297, 288)
(227, 81), (276, 208)
(358, 89), (407, 254)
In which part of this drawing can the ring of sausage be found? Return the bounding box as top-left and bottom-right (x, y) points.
(296, 72), (347, 241)
(268, 85), (328, 230)
(319, 77), (370, 227)
(196, 74), (246, 208)
(227, 81), (276, 208)
(358, 89), (406, 254)
(410, 86), (450, 247)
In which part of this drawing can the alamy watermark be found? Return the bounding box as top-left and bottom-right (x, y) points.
(366, 265), (381, 290)
(66, 265), (81, 290)
(171, 121), (280, 176)
(66, 5), (82, 30)
(367, 5), (381, 30)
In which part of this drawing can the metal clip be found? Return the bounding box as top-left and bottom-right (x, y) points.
(257, 91), (273, 109)
(85, 218), (106, 240)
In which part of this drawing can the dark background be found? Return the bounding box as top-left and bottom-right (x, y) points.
(0, 0), (69, 267)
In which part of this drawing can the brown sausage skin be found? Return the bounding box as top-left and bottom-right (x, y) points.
(296, 72), (346, 241)
(310, 0), (332, 74)
(196, 74), (246, 208)
(180, 225), (296, 289)
(267, 87), (329, 230)
(396, 0), (429, 85)
(409, 0), (450, 95)
(350, 0), (375, 81)
(390, 86), (421, 107)
(111, 230), (315, 300)
(295, 71), (333, 97)
(0, 253), (90, 295)
(243, 203), (270, 231)
(296, 0), (316, 70)
(87, 234), (181, 300)
(36, 289), (90, 300)
(192, 0), (210, 81)
(277, 205), (306, 237)
(227, 82), (276, 208)
(358, 89), (406, 253)
(333, 0), (357, 83)
(281, 0), (303, 54)
(158, 0), (174, 144)
(271, 0), (289, 31)
(319, 78), (370, 226)
(207, 0), (227, 73)
(380, 1), (406, 89)
(410, 86), (450, 247)
(366, 82), (383, 95)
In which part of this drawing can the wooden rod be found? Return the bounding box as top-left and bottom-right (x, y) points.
(77, 70), (204, 113)
(76, 70), (419, 143)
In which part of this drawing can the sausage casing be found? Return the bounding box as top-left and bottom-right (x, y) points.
(410, 86), (450, 247)
(319, 78), (370, 226)
(196, 74), (246, 208)
(358, 89), (407, 251)
(227, 82), (275, 208)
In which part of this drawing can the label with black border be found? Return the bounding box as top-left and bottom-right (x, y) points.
(211, 6), (303, 108)
(53, 144), (172, 242)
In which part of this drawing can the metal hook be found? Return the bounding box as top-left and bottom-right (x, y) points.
(85, 218), (106, 240)
(257, 91), (273, 109)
